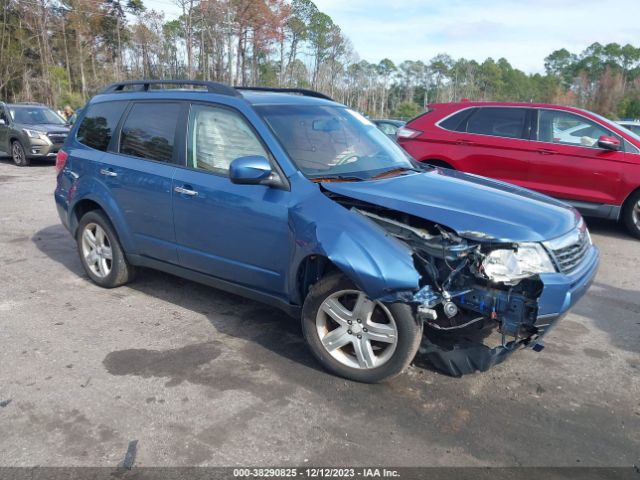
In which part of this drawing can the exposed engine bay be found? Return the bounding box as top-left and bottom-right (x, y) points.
(326, 191), (551, 376)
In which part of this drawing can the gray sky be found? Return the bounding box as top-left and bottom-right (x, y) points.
(144, 0), (640, 73)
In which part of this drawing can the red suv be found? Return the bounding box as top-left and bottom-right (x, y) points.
(397, 102), (640, 238)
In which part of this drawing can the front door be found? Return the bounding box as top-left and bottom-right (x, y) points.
(527, 109), (624, 205)
(172, 103), (290, 296)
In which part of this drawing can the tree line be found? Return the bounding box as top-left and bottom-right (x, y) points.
(2, 0), (640, 120)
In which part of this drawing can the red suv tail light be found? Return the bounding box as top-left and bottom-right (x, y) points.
(396, 126), (422, 139)
(55, 149), (68, 174)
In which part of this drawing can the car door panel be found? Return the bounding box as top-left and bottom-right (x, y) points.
(526, 142), (623, 204)
(172, 102), (290, 296)
(172, 170), (290, 295)
(451, 135), (535, 187)
(452, 107), (535, 187)
(98, 101), (184, 263)
(528, 109), (624, 205)
(99, 152), (178, 262)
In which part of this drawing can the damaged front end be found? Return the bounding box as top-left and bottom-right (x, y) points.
(348, 204), (555, 377)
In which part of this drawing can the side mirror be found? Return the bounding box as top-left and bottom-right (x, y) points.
(598, 135), (621, 151)
(229, 155), (273, 185)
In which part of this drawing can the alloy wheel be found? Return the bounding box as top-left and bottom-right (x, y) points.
(81, 223), (113, 278)
(633, 200), (640, 229)
(12, 142), (25, 165)
(315, 290), (398, 369)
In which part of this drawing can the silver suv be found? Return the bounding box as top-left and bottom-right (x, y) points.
(0, 102), (70, 166)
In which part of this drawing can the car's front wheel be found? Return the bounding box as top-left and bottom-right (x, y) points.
(302, 273), (422, 383)
(76, 210), (135, 288)
(622, 190), (640, 239)
(11, 140), (29, 167)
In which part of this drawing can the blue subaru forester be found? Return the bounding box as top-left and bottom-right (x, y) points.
(55, 80), (599, 382)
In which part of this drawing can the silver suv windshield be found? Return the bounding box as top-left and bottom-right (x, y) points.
(10, 106), (66, 125)
(256, 104), (417, 180)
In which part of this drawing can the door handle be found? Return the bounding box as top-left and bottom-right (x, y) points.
(537, 149), (556, 155)
(99, 168), (118, 177)
(174, 185), (199, 197)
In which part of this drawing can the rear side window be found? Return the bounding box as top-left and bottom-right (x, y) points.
(77, 101), (128, 151)
(439, 109), (475, 132)
(119, 103), (180, 163)
(466, 107), (528, 139)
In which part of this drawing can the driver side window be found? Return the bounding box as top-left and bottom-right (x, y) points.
(538, 110), (612, 148)
(187, 104), (268, 176)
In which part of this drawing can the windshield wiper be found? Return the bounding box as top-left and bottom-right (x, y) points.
(309, 174), (365, 183)
(369, 167), (419, 179)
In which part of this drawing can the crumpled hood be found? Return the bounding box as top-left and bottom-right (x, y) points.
(322, 169), (580, 242)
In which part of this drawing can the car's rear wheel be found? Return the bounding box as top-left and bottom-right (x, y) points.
(76, 210), (135, 288)
(11, 140), (29, 167)
(301, 272), (422, 383)
(622, 190), (640, 239)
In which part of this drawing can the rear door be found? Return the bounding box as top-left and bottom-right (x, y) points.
(448, 106), (535, 186)
(99, 101), (186, 263)
(171, 102), (290, 296)
(527, 109), (624, 205)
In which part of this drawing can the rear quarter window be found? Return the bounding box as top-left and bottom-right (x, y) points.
(76, 101), (128, 151)
(439, 108), (476, 132)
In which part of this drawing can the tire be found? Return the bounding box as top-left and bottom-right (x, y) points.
(76, 210), (135, 288)
(11, 140), (29, 167)
(622, 190), (640, 239)
(301, 272), (422, 383)
(426, 160), (454, 170)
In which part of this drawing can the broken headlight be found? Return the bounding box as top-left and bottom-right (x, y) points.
(482, 243), (555, 284)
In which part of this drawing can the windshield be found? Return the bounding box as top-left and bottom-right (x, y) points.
(10, 106), (66, 125)
(617, 123), (640, 142)
(256, 104), (417, 179)
(590, 111), (640, 143)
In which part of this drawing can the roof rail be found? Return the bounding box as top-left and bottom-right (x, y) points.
(236, 87), (333, 101)
(100, 80), (241, 97)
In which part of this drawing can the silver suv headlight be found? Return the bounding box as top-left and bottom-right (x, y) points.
(482, 243), (555, 284)
(23, 128), (48, 140)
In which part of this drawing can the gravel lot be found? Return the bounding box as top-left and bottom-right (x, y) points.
(0, 158), (638, 468)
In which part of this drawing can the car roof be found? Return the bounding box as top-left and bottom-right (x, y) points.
(240, 90), (340, 107)
(426, 101), (612, 120)
(92, 81), (341, 109)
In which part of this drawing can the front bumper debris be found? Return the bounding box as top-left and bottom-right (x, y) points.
(418, 247), (599, 377)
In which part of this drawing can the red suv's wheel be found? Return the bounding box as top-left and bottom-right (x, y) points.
(622, 190), (640, 239)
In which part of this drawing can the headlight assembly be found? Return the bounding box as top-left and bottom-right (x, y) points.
(23, 128), (48, 140)
(482, 243), (555, 284)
